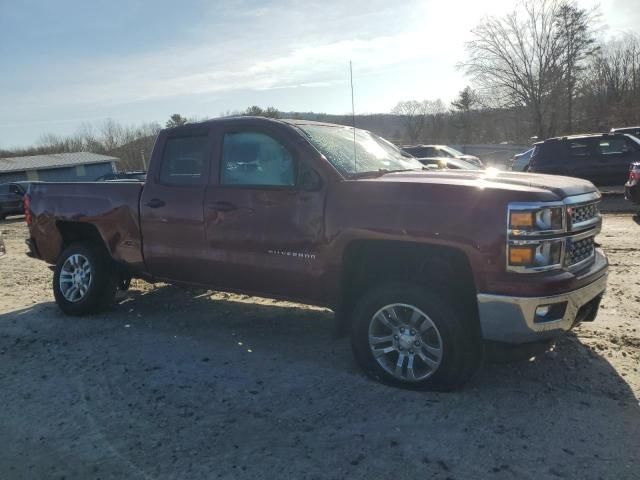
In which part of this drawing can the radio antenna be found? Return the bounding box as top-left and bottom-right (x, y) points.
(350, 60), (357, 173)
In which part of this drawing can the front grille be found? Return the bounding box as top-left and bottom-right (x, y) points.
(565, 236), (595, 267)
(570, 202), (599, 227)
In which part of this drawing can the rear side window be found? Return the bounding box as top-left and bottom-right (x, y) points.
(422, 147), (437, 157)
(221, 132), (295, 187)
(569, 140), (593, 157)
(406, 147), (435, 157)
(159, 135), (208, 185)
(402, 147), (420, 156)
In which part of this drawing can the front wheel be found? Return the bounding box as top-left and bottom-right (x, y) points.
(53, 242), (118, 316)
(350, 283), (482, 391)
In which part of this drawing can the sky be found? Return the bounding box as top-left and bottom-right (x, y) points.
(1, 0), (639, 148)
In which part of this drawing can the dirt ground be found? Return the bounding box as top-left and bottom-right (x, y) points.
(0, 213), (638, 480)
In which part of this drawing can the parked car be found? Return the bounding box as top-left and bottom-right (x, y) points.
(419, 157), (482, 170)
(0, 182), (27, 219)
(95, 171), (146, 182)
(402, 145), (483, 167)
(611, 126), (640, 140)
(624, 162), (640, 206)
(510, 148), (534, 172)
(0, 231), (6, 258)
(25, 117), (607, 390)
(528, 133), (640, 186)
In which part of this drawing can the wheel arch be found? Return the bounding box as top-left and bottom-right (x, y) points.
(56, 221), (110, 255)
(336, 239), (480, 337)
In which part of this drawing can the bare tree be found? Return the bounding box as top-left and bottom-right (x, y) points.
(554, 1), (600, 133)
(391, 100), (429, 143)
(582, 33), (640, 127)
(462, 0), (565, 138)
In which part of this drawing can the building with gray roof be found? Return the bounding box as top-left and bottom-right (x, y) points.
(0, 152), (118, 183)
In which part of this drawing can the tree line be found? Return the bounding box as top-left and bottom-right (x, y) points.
(395, 0), (639, 145)
(0, 107), (281, 171)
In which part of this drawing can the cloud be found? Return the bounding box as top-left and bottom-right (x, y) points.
(7, 29), (450, 112)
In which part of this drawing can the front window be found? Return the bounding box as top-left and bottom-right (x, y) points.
(297, 124), (423, 177)
(221, 132), (295, 187)
(598, 137), (629, 155)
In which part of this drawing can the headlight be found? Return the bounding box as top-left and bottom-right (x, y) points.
(507, 240), (563, 272)
(506, 194), (601, 274)
(507, 202), (566, 273)
(508, 205), (564, 235)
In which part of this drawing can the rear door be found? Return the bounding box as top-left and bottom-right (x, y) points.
(140, 128), (213, 283)
(202, 124), (326, 300)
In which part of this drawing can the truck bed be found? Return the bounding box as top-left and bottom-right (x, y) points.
(27, 182), (145, 269)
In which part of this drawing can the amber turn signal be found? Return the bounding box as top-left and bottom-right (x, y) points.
(509, 211), (535, 228)
(509, 246), (535, 266)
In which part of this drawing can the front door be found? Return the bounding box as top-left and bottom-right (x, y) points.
(595, 136), (638, 186)
(140, 129), (213, 283)
(203, 127), (326, 301)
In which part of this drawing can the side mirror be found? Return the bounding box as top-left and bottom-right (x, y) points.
(300, 168), (322, 192)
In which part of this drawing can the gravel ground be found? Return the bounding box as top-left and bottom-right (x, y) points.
(0, 214), (639, 480)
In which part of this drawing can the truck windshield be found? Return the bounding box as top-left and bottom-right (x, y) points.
(297, 124), (424, 177)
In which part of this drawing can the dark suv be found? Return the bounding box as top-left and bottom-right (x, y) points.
(528, 133), (640, 186)
(0, 182), (27, 219)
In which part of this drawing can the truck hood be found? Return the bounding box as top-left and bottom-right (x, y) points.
(359, 169), (598, 199)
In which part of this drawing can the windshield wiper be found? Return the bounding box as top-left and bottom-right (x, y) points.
(349, 168), (422, 179)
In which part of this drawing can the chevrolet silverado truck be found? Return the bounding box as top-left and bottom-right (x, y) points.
(25, 117), (608, 390)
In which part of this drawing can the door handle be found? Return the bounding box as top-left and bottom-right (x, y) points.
(145, 198), (166, 208)
(209, 201), (237, 212)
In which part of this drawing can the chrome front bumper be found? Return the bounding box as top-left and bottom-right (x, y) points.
(477, 250), (608, 343)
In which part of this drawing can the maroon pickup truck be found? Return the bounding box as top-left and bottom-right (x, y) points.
(25, 117), (608, 390)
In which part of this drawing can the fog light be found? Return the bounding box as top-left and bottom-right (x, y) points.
(535, 305), (551, 317)
(534, 302), (568, 323)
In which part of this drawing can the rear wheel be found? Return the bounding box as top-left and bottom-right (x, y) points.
(53, 242), (118, 316)
(350, 283), (482, 391)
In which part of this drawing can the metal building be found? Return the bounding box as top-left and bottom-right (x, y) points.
(0, 152), (118, 183)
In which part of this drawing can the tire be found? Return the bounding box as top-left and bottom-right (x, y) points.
(350, 282), (482, 391)
(118, 276), (132, 291)
(53, 242), (118, 316)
